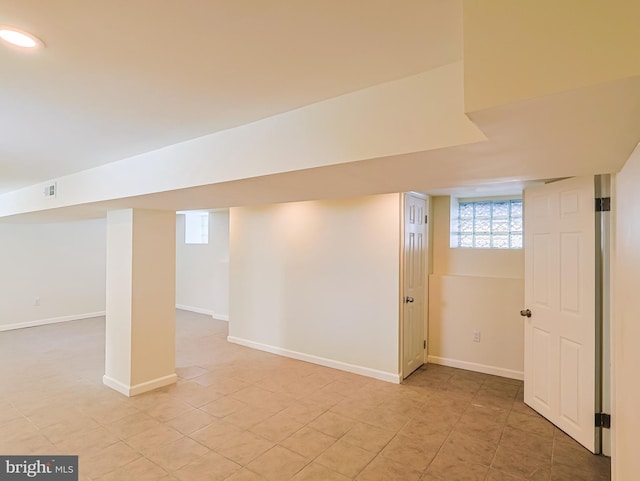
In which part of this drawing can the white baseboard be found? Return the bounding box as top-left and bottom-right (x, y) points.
(103, 373), (177, 397)
(227, 336), (400, 384)
(175, 305), (229, 322)
(176, 304), (214, 316)
(427, 355), (524, 381)
(0, 311), (106, 332)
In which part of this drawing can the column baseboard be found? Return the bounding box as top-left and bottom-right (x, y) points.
(103, 373), (177, 397)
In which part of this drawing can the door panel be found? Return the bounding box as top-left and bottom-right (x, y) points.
(403, 193), (426, 378)
(532, 327), (551, 410)
(524, 176), (595, 452)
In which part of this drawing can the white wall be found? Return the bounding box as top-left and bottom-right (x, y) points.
(228, 194), (401, 382)
(612, 144), (640, 480)
(175, 210), (229, 320)
(428, 196), (525, 379)
(0, 219), (106, 330)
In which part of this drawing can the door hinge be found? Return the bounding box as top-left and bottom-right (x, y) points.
(423, 340), (426, 349)
(424, 214), (428, 224)
(595, 197), (611, 212)
(595, 413), (611, 429)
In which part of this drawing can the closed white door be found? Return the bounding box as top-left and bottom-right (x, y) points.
(403, 193), (427, 378)
(524, 176), (596, 452)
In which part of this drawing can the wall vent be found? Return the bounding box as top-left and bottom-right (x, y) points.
(43, 182), (57, 198)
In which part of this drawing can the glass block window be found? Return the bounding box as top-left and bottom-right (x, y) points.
(456, 199), (523, 249)
(184, 212), (209, 244)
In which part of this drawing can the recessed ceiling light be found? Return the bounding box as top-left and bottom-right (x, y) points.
(0, 26), (43, 49)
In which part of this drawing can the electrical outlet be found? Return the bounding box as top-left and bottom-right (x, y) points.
(473, 330), (481, 342)
(34, 297), (40, 307)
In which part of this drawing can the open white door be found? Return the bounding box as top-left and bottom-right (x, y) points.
(402, 193), (427, 379)
(524, 176), (596, 452)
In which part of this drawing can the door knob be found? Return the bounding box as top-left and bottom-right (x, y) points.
(405, 297), (414, 303)
(520, 309), (532, 318)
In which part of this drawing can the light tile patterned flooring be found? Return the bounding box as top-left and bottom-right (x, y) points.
(0, 310), (610, 481)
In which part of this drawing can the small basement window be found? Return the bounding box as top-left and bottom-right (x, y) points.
(451, 198), (523, 249)
(184, 212), (209, 244)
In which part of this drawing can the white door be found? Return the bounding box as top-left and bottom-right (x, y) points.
(402, 193), (427, 379)
(524, 176), (596, 452)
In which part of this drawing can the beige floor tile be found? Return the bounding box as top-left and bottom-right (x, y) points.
(125, 424), (184, 452)
(174, 382), (225, 408)
(81, 399), (141, 424)
(356, 454), (422, 481)
(250, 412), (304, 443)
(192, 373), (249, 394)
(247, 445), (308, 481)
(341, 422), (395, 453)
(290, 462), (351, 481)
(144, 398), (196, 423)
(81, 441), (141, 479)
(0, 416), (40, 440)
(550, 462), (609, 481)
(104, 412), (162, 439)
(316, 438), (377, 478)
(492, 445), (552, 480)
(280, 426), (337, 459)
(356, 406), (410, 432)
(191, 420), (243, 450)
(223, 405), (279, 430)
(426, 451), (489, 481)
(173, 451), (241, 481)
(279, 400), (328, 425)
(330, 397), (377, 420)
(166, 409), (216, 435)
(472, 392), (516, 411)
(500, 426), (553, 462)
(214, 430), (275, 465)
(252, 391), (295, 415)
(553, 427), (580, 446)
(439, 430), (498, 466)
(201, 396), (248, 418)
(99, 456), (168, 481)
(465, 402), (510, 424)
(454, 411), (505, 444)
(507, 410), (554, 437)
(0, 432), (56, 455)
(380, 432), (445, 472)
(176, 365), (208, 380)
(231, 385), (276, 406)
(0, 405), (23, 427)
(144, 436), (210, 472)
(552, 442), (610, 477)
(55, 426), (120, 457)
(485, 469), (526, 481)
(308, 411), (357, 438)
(223, 468), (268, 481)
(399, 415), (453, 439)
(17, 403), (83, 429)
(0, 312), (610, 481)
(40, 415), (101, 444)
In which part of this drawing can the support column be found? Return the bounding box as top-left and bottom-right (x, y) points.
(103, 208), (177, 396)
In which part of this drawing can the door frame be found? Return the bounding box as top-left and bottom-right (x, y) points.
(399, 192), (430, 380)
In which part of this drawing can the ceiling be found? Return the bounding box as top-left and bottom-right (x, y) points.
(0, 0), (461, 194)
(2, 1), (639, 224)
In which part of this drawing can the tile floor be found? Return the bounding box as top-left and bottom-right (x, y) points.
(0, 310), (610, 481)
